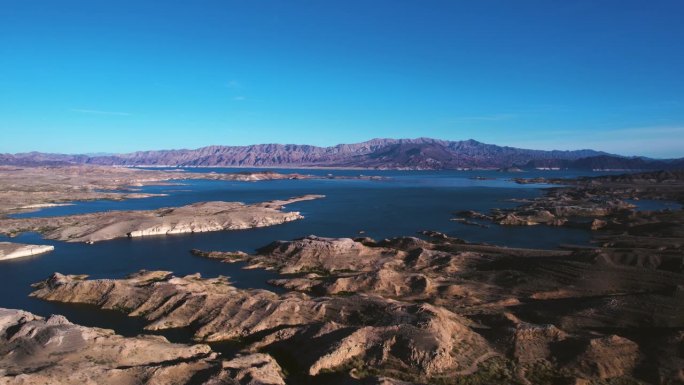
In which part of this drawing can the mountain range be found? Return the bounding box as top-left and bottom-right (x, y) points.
(2, 138), (683, 170)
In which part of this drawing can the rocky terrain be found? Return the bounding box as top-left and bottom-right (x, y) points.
(30, 270), (496, 383)
(0, 242), (54, 261)
(32, 227), (684, 384)
(5, 169), (684, 384)
(179, 171), (683, 384)
(0, 195), (324, 243)
(0, 308), (287, 385)
(453, 170), (684, 230)
(32, 201), (684, 385)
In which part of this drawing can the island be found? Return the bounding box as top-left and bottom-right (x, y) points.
(0, 195), (324, 243)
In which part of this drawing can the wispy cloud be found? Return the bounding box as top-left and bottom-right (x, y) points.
(70, 108), (131, 116)
(449, 113), (517, 122)
(226, 80), (241, 89)
(627, 99), (683, 110)
(226, 80), (247, 101)
(604, 125), (684, 136)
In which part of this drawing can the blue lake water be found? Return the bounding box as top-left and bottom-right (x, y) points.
(0, 169), (620, 340)
(627, 199), (682, 212)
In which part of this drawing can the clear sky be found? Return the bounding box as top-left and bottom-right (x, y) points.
(1, 1), (683, 157)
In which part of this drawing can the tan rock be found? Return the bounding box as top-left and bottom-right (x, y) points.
(566, 335), (639, 379)
(590, 218), (608, 230)
(0, 308), (212, 385)
(208, 354), (286, 385)
(31, 271), (493, 378)
(511, 323), (569, 363)
(0, 242), (54, 261)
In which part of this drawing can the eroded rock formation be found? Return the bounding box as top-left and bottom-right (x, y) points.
(30, 270), (493, 381)
(0, 308), (286, 385)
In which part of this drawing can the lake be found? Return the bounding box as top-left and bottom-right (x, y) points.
(0, 168), (617, 341)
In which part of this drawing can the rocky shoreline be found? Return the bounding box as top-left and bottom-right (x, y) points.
(0, 242), (54, 261)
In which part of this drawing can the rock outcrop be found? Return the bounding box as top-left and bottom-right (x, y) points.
(0, 242), (54, 261)
(566, 335), (639, 379)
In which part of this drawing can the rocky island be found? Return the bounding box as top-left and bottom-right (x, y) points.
(454, 170), (684, 229)
(0, 195), (324, 243)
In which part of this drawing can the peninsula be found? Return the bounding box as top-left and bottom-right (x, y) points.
(0, 242), (54, 261)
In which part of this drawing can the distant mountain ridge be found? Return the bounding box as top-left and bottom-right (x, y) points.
(1, 138), (681, 170)
(522, 155), (684, 171)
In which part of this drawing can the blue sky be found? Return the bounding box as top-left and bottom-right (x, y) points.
(1, 1), (683, 157)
